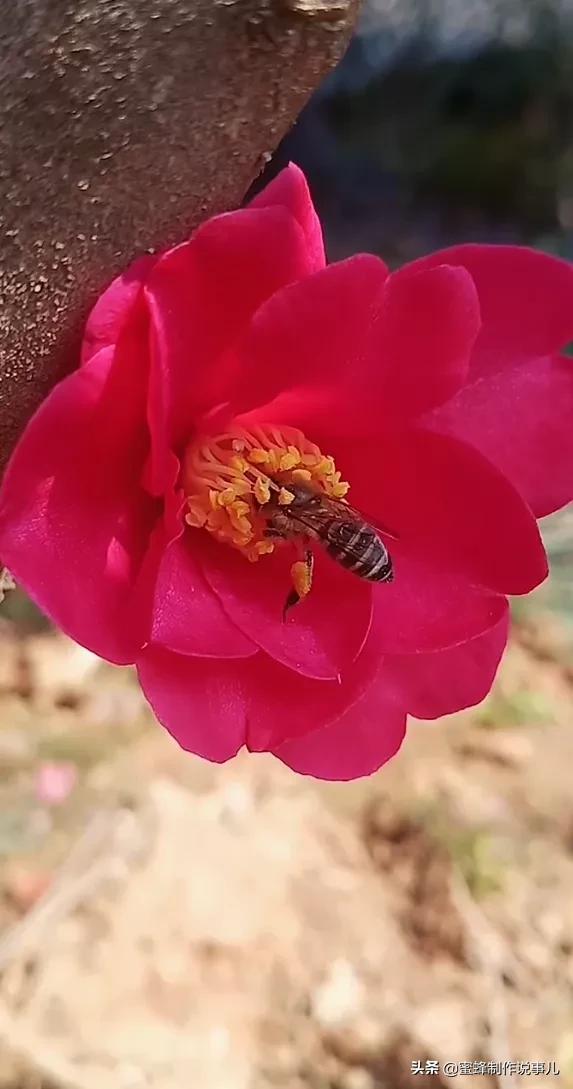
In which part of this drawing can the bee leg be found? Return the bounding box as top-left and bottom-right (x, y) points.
(283, 549), (314, 621)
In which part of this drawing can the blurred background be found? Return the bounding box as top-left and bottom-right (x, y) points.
(1, 1), (572, 1086)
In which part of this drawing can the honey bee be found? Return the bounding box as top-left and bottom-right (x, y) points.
(262, 483), (394, 615)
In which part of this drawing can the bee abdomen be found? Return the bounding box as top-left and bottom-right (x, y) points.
(360, 548), (394, 583)
(326, 524), (394, 584)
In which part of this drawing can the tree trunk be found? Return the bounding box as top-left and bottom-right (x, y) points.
(0, 0), (357, 470)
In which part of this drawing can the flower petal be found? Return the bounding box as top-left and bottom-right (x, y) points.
(237, 262), (478, 437)
(364, 262), (480, 419)
(245, 614), (384, 751)
(383, 604), (509, 718)
(81, 255), (156, 365)
(426, 354), (573, 518)
(229, 255), (388, 418)
(137, 648), (247, 762)
(0, 346), (156, 664)
(370, 557), (507, 654)
(409, 244), (573, 377)
(333, 428), (547, 596)
(272, 681), (406, 781)
(409, 246), (573, 518)
(197, 536), (372, 681)
(144, 205), (319, 490)
(249, 163), (325, 272)
(150, 536), (257, 658)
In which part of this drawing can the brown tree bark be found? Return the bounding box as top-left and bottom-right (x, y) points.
(0, 0), (358, 472)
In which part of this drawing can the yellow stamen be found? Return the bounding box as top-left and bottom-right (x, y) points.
(248, 448), (270, 465)
(228, 500), (252, 537)
(218, 486), (238, 507)
(185, 504), (207, 528)
(315, 455), (336, 476)
(265, 449), (281, 473)
(254, 477), (271, 505)
(279, 448), (300, 471)
(230, 454), (248, 472)
(182, 423), (352, 578)
(247, 539), (275, 562)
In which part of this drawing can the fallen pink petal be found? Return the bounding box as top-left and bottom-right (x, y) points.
(0, 165), (571, 780)
(34, 762), (78, 807)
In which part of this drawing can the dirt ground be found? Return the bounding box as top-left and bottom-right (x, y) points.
(0, 589), (572, 1089)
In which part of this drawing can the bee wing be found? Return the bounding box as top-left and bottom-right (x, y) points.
(283, 505), (333, 538)
(321, 494), (400, 541)
(364, 512), (400, 541)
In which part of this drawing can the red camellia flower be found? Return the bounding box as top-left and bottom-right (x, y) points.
(1, 166), (572, 779)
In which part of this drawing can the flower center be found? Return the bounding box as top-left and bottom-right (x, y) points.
(182, 423), (349, 568)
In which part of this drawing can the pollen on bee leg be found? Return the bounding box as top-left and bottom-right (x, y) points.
(283, 552), (314, 618)
(291, 559), (313, 601)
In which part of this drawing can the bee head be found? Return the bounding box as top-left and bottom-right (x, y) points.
(287, 484), (323, 509)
